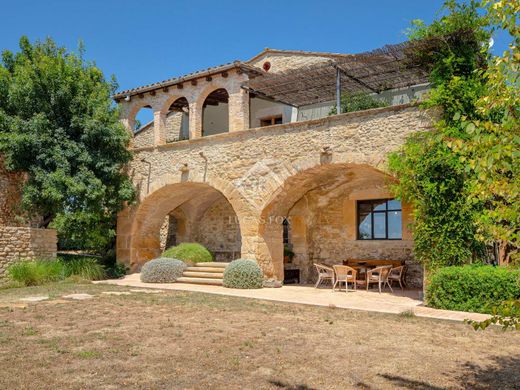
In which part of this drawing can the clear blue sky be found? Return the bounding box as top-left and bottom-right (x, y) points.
(0, 0), (508, 94)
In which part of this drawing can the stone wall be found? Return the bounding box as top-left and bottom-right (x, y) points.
(0, 158), (24, 226)
(0, 227), (57, 280)
(119, 104), (434, 285)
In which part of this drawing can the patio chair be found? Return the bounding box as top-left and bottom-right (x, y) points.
(314, 263), (335, 288)
(388, 265), (407, 290)
(332, 265), (357, 293)
(366, 265), (393, 293)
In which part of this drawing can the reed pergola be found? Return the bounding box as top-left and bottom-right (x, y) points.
(243, 42), (430, 112)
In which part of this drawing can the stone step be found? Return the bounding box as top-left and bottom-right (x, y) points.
(194, 262), (229, 268)
(176, 277), (223, 286)
(185, 267), (225, 273)
(182, 271), (224, 279)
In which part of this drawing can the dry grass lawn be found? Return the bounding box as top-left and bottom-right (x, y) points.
(0, 281), (519, 390)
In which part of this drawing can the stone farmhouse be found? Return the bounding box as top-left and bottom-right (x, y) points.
(114, 43), (434, 287)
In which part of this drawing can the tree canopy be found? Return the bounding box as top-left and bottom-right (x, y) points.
(389, 0), (519, 267)
(0, 37), (134, 253)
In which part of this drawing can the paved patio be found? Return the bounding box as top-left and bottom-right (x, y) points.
(96, 273), (490, 323)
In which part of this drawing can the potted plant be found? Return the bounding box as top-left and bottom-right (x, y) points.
(284, 245), (295, 264)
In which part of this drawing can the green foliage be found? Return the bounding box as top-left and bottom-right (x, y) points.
(140, 258), (187, 283)
(7, 255), (108, 286)
(7, 259), (64, 286)
(59, 256), (105, 280)
(223, 259), (263, 289)
(467, 299), (520, 331)
(389, 0), (492, 269)
(426, 265), (520, 314)
(162, 243), (212, 264)
(0, 37), (134, 254)
(329, 92), (388, 115)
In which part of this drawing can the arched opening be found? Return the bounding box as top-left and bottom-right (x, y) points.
(258, 163), (416, 285)
(202, 88), (229, 136)
(128, 181), (242, 270)
(133, 105), (153, 132)
(165, 97), (190, 142)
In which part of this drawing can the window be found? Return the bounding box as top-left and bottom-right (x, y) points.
(357, 199), (402, 240)
(260, 115), (282, 127)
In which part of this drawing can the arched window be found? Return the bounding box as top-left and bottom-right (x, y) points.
(133, 105), (153, 133)
(166, 97), (190, 142)
(202, 88), (229, 136)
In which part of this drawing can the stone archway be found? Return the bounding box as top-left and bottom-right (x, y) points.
(118, 174), (257, 271)
(256, 162), (411, 282)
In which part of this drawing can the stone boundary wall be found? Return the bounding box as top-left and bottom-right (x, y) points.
(0, 227), (57, 280)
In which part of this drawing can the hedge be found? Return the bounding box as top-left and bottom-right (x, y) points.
(140, 258), (187, 283)
(426, 265), (520, 314)
(162, 243), (212, 264)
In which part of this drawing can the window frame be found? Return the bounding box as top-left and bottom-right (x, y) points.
(260, 115), (283, 127)
(356, 199), (402, 241)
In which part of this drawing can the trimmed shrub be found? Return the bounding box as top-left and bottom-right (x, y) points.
(223, 259), (263, 289)
(7, 260), (65, 286)
(140, 258), (187, 283)
(426, 265), (520, 314)
(60, 257), (106, 280)
(162, 243), (212, 264)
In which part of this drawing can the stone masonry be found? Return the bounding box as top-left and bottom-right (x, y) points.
(118, 104), (433, 287)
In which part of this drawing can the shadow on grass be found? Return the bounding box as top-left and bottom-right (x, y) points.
(379, 355), (520, 390)
(455, 355), (520, 390)
(268, 379), (315, 390)
(378, 374), (444, 389)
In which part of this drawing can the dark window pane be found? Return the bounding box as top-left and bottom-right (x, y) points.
(358, 202), (372, 213)
(373, 200), (387, 211)
(373, 212), (386, 238)
(274, 116), (283, 124)
(358, 212), (372, 239)
(387, 199), (402, 211)
(388, 211), (402, 239)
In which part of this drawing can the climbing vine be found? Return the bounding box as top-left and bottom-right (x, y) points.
(388, 0), (516, 269)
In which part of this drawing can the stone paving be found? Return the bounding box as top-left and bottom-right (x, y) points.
(96, 273), (490, 323)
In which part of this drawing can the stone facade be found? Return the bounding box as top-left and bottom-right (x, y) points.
(0, 159), (58, 281)
(0, 226), (57, 280)
(118, 104), (434, 287)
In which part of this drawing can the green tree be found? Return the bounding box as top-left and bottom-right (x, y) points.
(389, 0), (490, 269)
(450, 0), (519, 265)
(0, 37), (134, 254)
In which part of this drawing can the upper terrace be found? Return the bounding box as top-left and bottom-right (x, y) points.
(114, 42), (430, 149)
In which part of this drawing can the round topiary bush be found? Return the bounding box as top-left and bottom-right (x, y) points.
(162, 243), (212, 265)
(223, 259), (263, 289)
(140, 258), (187, 283)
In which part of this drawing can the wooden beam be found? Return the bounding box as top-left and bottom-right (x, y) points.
(205, 76), (212, 82)
(162, 86), (169, 92)
(191, 79), (197, 86)
(138, 93), (144, 99)
(177, 83), (183, 89)
(221, 72), (228, 78)
(149, 90), (156, 96)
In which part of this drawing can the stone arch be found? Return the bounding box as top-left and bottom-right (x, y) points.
(127, 100), (155, 133)
(159, 96), (190, 142)
(256, 162), (398, 281)
(201, 88), (229, 136)
(124, 174), (256, 270)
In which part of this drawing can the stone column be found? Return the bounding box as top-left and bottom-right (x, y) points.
(228, 85), (249, 132)
(188, 102), (202, 139)
(153, 110), (166, 146)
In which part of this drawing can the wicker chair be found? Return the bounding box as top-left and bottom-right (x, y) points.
(366, 265), (393, 293)
(314, 263), (335, 288)
(388, 265), (407, 290)
(332, 265), (357, 293)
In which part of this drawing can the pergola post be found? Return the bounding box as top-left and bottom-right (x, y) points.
(336, 67), (341, 115)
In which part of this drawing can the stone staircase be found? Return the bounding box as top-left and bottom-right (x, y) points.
(177, 262), (229, 286)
